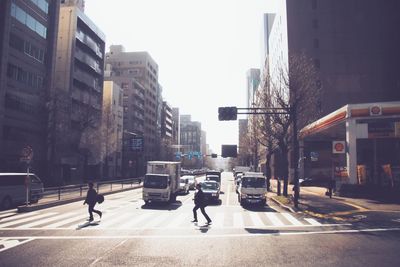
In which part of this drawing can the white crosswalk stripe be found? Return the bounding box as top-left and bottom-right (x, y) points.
(165, 213), (188, 228)
(46, 214), (87, 229)
(96, 213), (134, 228)
(250, 213), (265, 227)
(0, 212), (39, 224)
(233, 212), (244, 227)
(0, 210), (329, 229)
(282, 213), (303, 226)
(265, 212), (285, 226)
(212, 213), (224, 227)
(16, 212), (76, 229)
(0, 213), (57, 228)
(304, 218), (322, 226)
(117, 212), (154, 228)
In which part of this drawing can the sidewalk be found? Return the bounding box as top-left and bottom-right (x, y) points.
(268, 179), (400, 219)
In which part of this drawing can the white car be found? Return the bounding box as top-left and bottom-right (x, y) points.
(179, 177), (190, 194)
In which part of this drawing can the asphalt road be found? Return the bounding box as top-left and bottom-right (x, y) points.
(1, 172), (400, 266)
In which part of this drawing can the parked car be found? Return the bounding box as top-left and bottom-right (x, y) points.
(299, 177), (328, 187)
(0, 173), (44, 210)
(179, 177), (190, 194)
(200, 180), (221, 203)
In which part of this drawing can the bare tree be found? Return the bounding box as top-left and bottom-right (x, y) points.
(256, 52), (322, 196)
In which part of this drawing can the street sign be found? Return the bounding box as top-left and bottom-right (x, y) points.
(20, 145), (33, 163)
(130, 136), (144, 151)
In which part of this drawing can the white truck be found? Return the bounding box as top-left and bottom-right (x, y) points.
(237, 172), (267, 206)
(142, 161), (181, 204)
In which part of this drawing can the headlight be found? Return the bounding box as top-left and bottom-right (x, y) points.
(241, 193), (247, 198)
(212, 193), (217, 197)
(162, 193), (169, 198)
(143, 192), (148, 197)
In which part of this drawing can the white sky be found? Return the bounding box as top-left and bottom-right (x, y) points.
(85, 0), (278, 153)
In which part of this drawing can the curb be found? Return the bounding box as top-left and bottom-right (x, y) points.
(269, 196), (297, 213)
(17, 185), (143, 212)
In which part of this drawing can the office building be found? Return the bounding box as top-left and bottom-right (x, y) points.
(0, 0), (60, 183)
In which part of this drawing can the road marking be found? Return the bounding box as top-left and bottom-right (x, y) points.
(249, 213), (264, 227)
(96, 213), (134, 228)
(4, 227), (400, 239)
(225, 184), (231, 206)
(0, 238), (33, 252)
(0, 213), (56, 228)
(15, 212), (76, 229)
(166, 213), (188, 228)
(45, 214), (87, 228)
(304, 218), (322, 226)
(117, 212), (154, 228)
(0, 212), (16, 219)
(143, 213), (171, 228)
(265, 212), (284, 226)
(233, 212), (244, 227)
(0, 211), (39, 223)
(212, 213), (224, 228)
(282, 213), (303, 226)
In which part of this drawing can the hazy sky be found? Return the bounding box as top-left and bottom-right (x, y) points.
(85, 0), (277, 153)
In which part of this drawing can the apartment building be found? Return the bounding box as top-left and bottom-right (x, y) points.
(105, 45), (159, 163)
(51, 1), (105, 183)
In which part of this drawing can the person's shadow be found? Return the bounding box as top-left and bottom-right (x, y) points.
(76, 220), (100, 230)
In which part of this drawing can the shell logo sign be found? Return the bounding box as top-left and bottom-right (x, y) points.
(332, 141), (346, 154)
(369, 106), (382, 116)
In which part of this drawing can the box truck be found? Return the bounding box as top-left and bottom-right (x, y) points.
(142, 161), (181, 204)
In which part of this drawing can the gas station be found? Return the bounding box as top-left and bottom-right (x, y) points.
(299, 101), (400, 189)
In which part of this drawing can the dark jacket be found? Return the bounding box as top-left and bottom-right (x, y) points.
(84, 188), (97, 205)
(194, 189), (206, 206)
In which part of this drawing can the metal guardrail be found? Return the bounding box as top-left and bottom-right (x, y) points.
(38, 178), (142, 204)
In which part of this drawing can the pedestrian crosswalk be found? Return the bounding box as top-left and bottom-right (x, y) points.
(0, 209), (330, 230)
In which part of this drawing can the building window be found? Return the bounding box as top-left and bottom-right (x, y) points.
(10, 3), (47, 38)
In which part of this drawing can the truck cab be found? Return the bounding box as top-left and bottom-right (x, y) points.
(142, 161), (181, 204)
(237, 172), (267, 206)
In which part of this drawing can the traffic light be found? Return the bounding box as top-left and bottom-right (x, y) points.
(221, 145), (237, 158)
(211, 153), (218, 158)
(218, 106), (237, 121)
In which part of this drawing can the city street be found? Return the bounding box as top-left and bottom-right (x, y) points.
(1, 172), (400, 266)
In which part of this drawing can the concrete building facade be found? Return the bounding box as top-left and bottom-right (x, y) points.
(101, 81), (123, 179)
(0, 0), (60, 183)
(105, 46), (159, 163)
(52, 3), (105, 183)
(262, 0), (400, 186)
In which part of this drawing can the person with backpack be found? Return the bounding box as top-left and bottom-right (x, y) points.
(192, 183), (212, 225)
(83, 182), (102, 222)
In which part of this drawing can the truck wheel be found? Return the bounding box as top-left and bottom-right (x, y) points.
(261, 200), (266, 206)
(240, 199), (245, 206)
(1, 196), (13, 210)
(170, 194), (176, 203)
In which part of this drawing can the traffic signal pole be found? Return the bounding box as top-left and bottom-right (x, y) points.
(218, 106), (300, 208)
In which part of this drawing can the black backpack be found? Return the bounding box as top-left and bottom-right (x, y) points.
(97, 194), (104, 204)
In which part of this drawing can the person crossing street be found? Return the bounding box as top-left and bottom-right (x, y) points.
(192, 183), (212, 225)
(83, 182), (102, 222)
